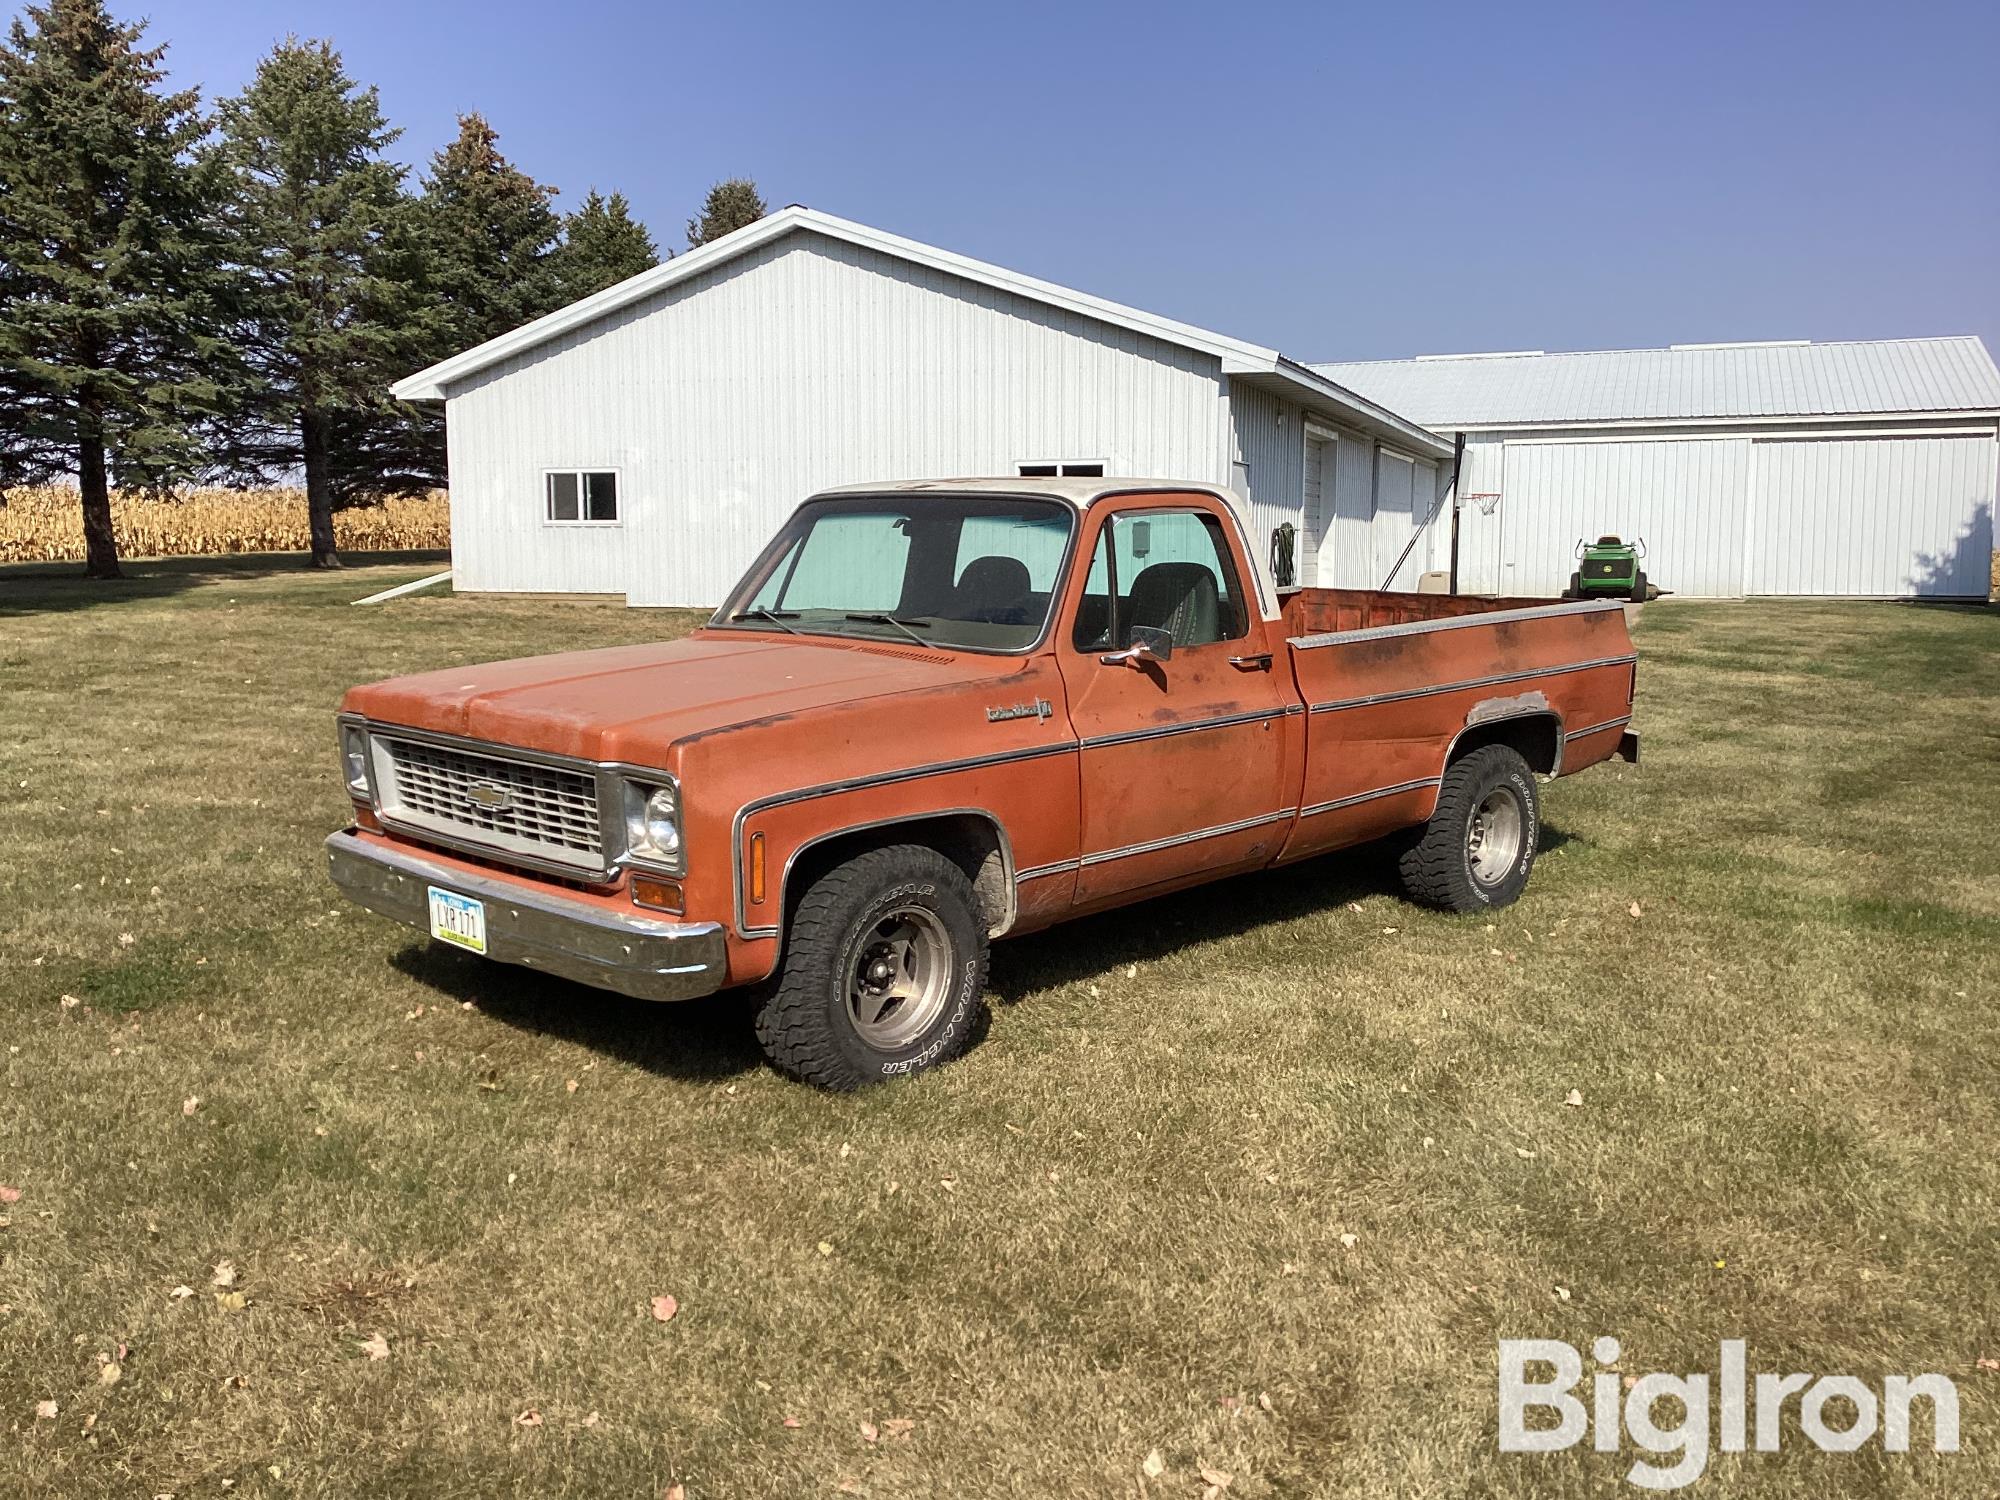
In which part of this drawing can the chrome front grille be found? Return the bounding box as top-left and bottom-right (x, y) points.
(374, 735), (605, 874)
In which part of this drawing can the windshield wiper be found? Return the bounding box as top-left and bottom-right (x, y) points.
(730, 607), (803, 635)
(842, 612), (933, 646)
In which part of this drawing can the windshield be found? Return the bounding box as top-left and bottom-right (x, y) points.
(713, 496), (1076, 652)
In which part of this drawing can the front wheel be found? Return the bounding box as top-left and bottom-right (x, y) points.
(1398, 745), (1541, 911)
(1630, 569), (1650, 603)
(754, 844), (988, 1089)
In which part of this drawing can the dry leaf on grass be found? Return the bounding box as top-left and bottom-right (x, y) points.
(882, 1417), (914, 1439)
(859, 1419), (878, 1443)
(650, 1294), (678, 1322)
(168, 1285), (194, 1300)
(782, 1415), (802, 1429)
(211, 1261), (236, 1288)
(663, 1486), (685, 1500)
(1141, 1449), (1166, 1479)
(34, 1400), (57, 1420)
(817, 1241), (834, 1257)
(1554, 1285), (1572, 1302)
(358, 1333), (390, 1361)
(1200, 1466), (1234, 1491)
(1628, 901), (1643, 918)
(1976, 1357), (1999, 1373)
(182, 1096), (200, 1117)
(515, 1408), (543, 1427)
(215, 1291), (248, 1311)
(1565, 1089), (1584, 1107)
(0, 1185), (20, 1204)
(1339, 1232), (1359, 1249)
(99, 1362), (122, 1387)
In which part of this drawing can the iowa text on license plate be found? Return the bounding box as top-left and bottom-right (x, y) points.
(427, 887), (487, 954)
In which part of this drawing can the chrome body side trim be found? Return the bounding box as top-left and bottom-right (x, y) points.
(325, 830), (725, 1003)
(1078, 706), (1288, 751)
(1308, 655), (1639, 715)
(731, 739), (1080, 937)
(1076, 808), (1296, 868)
(1564, 714), (1634, 742)
(1299, 778), (1440, 819)
(1016, 859), (1082, 881)
(1289, 598), (1625, 650)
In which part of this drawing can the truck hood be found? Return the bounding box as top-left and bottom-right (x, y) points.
(341, 632), (1027, 765)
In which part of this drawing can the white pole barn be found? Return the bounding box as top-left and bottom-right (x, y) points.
(1311, 340), (2000, 599)
(391, 208), (1456, 607)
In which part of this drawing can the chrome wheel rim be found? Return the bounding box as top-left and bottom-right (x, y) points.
(846, 905), (953, 1050)
(1466, 787), (1524, 886)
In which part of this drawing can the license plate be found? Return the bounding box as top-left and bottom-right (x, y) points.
(427, 887), (487, 954)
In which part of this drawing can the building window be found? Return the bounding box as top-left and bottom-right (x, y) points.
(1018, 461), (1106, 478)
(546, 470), (619, 524)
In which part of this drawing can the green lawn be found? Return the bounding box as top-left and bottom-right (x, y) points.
(2, 557), (1996, 1498)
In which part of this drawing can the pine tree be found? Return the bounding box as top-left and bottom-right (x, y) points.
(0, 0), (229, 578)
(551, 189), (660, 304)
(422, 112), (563, 346)
(214, 38), (422, 568)
(345, 113), (564, 494)
(686, 178), (767, 249)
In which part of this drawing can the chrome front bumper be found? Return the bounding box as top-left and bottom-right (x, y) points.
(324, 830), (727, 1002)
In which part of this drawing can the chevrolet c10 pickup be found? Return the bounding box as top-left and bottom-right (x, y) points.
(327, 478), (1639, 1088)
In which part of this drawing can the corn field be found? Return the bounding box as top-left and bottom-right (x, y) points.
(0, 486), (450, 564)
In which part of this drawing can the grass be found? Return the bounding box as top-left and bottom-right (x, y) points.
(2, 557), (1996, 1498)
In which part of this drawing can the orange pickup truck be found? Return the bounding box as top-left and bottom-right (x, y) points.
(327, 479), (1639, 1087)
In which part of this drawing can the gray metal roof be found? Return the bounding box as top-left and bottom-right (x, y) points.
(1308, 337), (2000, 428)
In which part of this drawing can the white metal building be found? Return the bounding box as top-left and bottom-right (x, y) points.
(392, 208), (1456, 606)
(1311, 339), (2000, 598)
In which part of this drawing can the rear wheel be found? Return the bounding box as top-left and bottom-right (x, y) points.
(1565, 571), (1582, 600)
(754, 844), (988, 1089)
(1398, 745), (1541, 911)
(1630, 569), (1649, 603)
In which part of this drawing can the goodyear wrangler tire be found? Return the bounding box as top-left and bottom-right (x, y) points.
(1398, 745), (1541, 913)
(754, 844), (988, 1089)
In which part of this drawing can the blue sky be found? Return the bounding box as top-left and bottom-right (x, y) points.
(127, 0), (2000, 361)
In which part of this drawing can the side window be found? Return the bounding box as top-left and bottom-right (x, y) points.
(759, 512), (911, 611)
(1073, 509), (1246, 652)
(1071, 526), (1117, 651)
(546, 470), (618, 523)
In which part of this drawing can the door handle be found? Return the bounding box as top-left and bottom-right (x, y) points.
(1228, 652), (1274, 670)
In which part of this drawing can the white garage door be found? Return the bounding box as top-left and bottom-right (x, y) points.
(1500, 439), (1751, 597)
(1749, 435), (1997, 597)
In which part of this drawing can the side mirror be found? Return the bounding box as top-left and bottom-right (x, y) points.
(1100, 624), (1174, 668)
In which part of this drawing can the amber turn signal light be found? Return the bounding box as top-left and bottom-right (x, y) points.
(354, 804), (382, 833)
(631, 875), (684, 913)
(749, 832), (768, 904)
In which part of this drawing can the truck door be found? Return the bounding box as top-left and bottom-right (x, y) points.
(1055, 499), (1292, 907)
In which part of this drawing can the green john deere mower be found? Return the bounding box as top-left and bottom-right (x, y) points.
(1564, 535), (1667, 603)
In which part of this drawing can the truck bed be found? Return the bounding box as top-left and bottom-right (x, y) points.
(1272, 589), (1639, 860)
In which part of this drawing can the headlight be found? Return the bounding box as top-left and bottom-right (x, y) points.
(340, 723), (371, 798)
(625, 781), (683, 870)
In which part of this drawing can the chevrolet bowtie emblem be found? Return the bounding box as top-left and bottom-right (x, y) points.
(464, 781), (514, 811)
